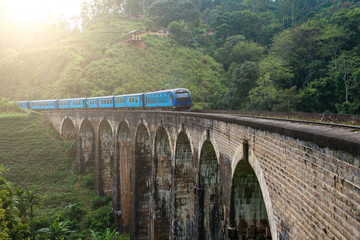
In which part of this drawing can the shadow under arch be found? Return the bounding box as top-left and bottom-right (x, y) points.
(230, 157), (272, 240)
(61, 117), (77, 140)
(199, 140), (224, 240)
(134, 123), (152, 239)
(98, 120), (113, 195)
(114, 121), (132, 232)
(78, 119), (95, 173)
(153, 127), (172, 239)
(174, 131), (195, 239)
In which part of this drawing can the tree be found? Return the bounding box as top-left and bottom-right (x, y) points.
(259, 55), (294, 89)
(224, 61), (259, 109)
(248, 73), (278, 111)
(329, 50), (360, 113)
(25, 190), (39, 221)
(0, 172), (30, 239)
(228, 10), (260, 41)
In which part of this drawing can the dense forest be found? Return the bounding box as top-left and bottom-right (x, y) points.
(0, 0), (359, 113)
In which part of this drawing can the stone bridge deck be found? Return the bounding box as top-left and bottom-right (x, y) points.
(44, 110), (360, 240)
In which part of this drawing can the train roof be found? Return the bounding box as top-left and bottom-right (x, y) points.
(86, 96), (114, 100)
(59, 98), (85, 101)
(29, 99), (58, 102)
(145, 88), (189, 95)
(114, 93), (143, 97)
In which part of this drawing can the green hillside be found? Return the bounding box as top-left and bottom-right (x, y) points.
(0, 111), (96, 219)
(0, 20), (225, 109)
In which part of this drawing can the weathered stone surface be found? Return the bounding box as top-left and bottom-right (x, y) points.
(44, 110), (360, 240)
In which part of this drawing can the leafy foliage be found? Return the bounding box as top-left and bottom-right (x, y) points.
(85, 202), (113, 232)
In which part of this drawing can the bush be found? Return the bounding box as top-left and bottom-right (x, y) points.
(90, 195), (112, 210)
(0, 97), (24, 113)
(85, 202), (113, 232)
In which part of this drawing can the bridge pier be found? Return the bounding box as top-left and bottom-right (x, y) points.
(44, 110), (360, 240)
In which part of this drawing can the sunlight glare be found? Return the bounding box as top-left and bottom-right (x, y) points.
(0, 0), (82, 22)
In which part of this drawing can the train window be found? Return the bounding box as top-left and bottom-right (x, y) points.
(110, 99), (112, 104)
(136, 97), (138, 103)
(107, 100), (109, 104)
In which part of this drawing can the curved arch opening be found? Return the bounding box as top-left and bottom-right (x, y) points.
(61, 118), (77, 140)
(199, 140), (224, 240)
(99, 120), (113, 195)
(154, 127), (171, 239)
(79, 119), (94, 173)
(230, 160), (271, 239)
(174, 132), (195, 239)
(116, 122), (132, 230)
(134, 124), (151, 239)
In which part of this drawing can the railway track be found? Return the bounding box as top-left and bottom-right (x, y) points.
(229, 114), (360, 131)
(196, 110), (360, 131)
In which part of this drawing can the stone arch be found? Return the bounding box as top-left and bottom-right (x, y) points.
(229, 144), (273, 240)
(98, 120), (113, 195)
(115, 121), (132, 231)
(134, 123), (152, 239)
(78, 119), (95, 173)
(153, 127), (172, 239)
(60, 117), (77, 140)
(174, 131), (195, 239)
(199, 140), (224, 240)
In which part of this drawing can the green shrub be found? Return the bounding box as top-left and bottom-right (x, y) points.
(90, 195), (112, 210)
(85, 202), (113, 232)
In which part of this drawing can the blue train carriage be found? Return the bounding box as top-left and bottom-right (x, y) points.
(114, 93), (143, 109)
(144, 88), (192, 110)
(18, 101), (29, 109)
(87, 96), (114, 109)
(58, 98), (86, 109)
(29, 99), (58, 110)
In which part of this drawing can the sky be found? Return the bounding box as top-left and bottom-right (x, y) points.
(0, 0), (83, 22)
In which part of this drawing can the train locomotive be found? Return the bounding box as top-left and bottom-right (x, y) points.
(18, 88), (192, 111)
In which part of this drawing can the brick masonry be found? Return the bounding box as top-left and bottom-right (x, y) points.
(44, 110), (360, 240)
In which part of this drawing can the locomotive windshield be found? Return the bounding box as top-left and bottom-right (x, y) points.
(176, 92), (189, 98)
(175, 91), (190, 102)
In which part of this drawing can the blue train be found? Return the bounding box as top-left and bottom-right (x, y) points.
(18, 88), (192, 111)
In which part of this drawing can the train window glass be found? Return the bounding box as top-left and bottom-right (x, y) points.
(136, 97), (138, 103)
(110, 99), (112, 104)
(107, 100), (109, 104)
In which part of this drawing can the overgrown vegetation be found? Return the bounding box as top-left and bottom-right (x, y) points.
(0, 99), (127, 239)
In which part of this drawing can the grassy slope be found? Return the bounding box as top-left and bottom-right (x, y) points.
(0, 112), (97, 219)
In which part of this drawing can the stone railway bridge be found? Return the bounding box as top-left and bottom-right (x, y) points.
(43, 110), (360, 240)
